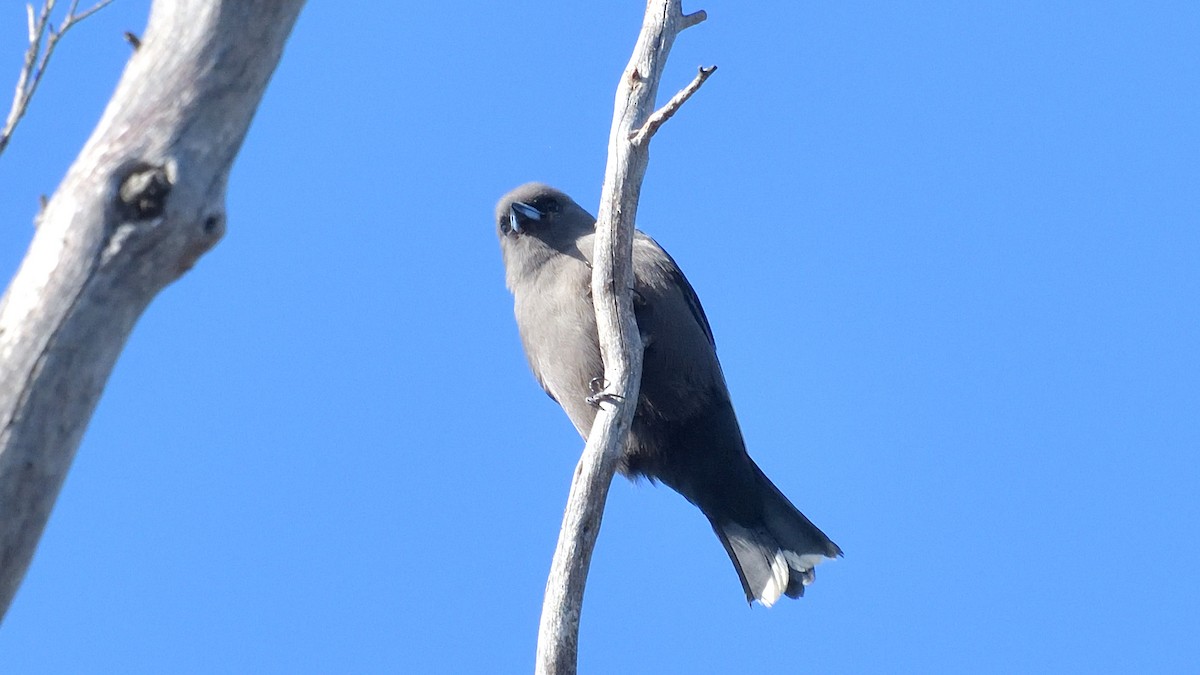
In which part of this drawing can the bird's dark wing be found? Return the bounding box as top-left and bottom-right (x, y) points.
(633, 232), (716, 348)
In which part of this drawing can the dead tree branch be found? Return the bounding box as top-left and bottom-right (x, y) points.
(534, 2), (715, 673)
(629, 65), (717, 146)
(0, 0), (116, 158)
(0, 0), (304, 621)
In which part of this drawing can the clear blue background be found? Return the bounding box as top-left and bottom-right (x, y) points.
(2, 1), (1197, 672)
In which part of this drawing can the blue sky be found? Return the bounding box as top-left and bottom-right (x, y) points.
(1, 1), (1198, 672)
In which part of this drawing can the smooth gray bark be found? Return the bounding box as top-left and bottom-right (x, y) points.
(534, 2), (711, 673)
(0, 0), (304, 621)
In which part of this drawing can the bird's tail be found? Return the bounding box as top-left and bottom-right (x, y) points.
(706, 468), (842, 606)
(635, 400), (841, 606)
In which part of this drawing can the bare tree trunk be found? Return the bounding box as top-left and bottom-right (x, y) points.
(0, 0), (304, 621)
(535, 2), (712, 673)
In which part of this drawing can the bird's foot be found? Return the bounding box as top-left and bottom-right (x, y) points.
(586, 377), (624, 407)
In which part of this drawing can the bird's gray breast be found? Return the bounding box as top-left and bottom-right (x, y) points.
(512, 254), (603, 437)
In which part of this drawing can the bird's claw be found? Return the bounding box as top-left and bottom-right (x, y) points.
(586, 377), (624, 407)
(588, 377), (607, 395)
(586, 391), (625, 407)
(631, 287), (647, 306)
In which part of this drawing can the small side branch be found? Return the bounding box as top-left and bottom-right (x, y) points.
(0, 0), (116, 158)
(629, 65), (717, 147)
(681, 9), (708, 29)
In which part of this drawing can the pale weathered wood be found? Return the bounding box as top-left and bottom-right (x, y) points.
(535, 2), (713, 673)
(0, 0), (304, 620)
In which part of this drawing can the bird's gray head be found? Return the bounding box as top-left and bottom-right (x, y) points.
(495, 183), (596, 291)
(494, 183), (594, 245)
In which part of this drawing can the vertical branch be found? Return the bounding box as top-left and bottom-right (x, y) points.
(534, 2), (713, 673)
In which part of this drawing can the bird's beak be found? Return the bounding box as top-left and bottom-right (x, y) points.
(508, 201), (542, 235)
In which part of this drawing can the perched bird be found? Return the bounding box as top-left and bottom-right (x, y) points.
(496, 182), (841, 606)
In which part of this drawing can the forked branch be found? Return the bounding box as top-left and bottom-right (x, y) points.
(1, 0), (116, 158)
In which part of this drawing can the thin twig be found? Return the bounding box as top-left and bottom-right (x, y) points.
(7, 2), (55, 143)
(68, 0), (115, 24)
(0, 0), (116, 157)
(26, 5), (39, 44)
(628, 65), (717, 147)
